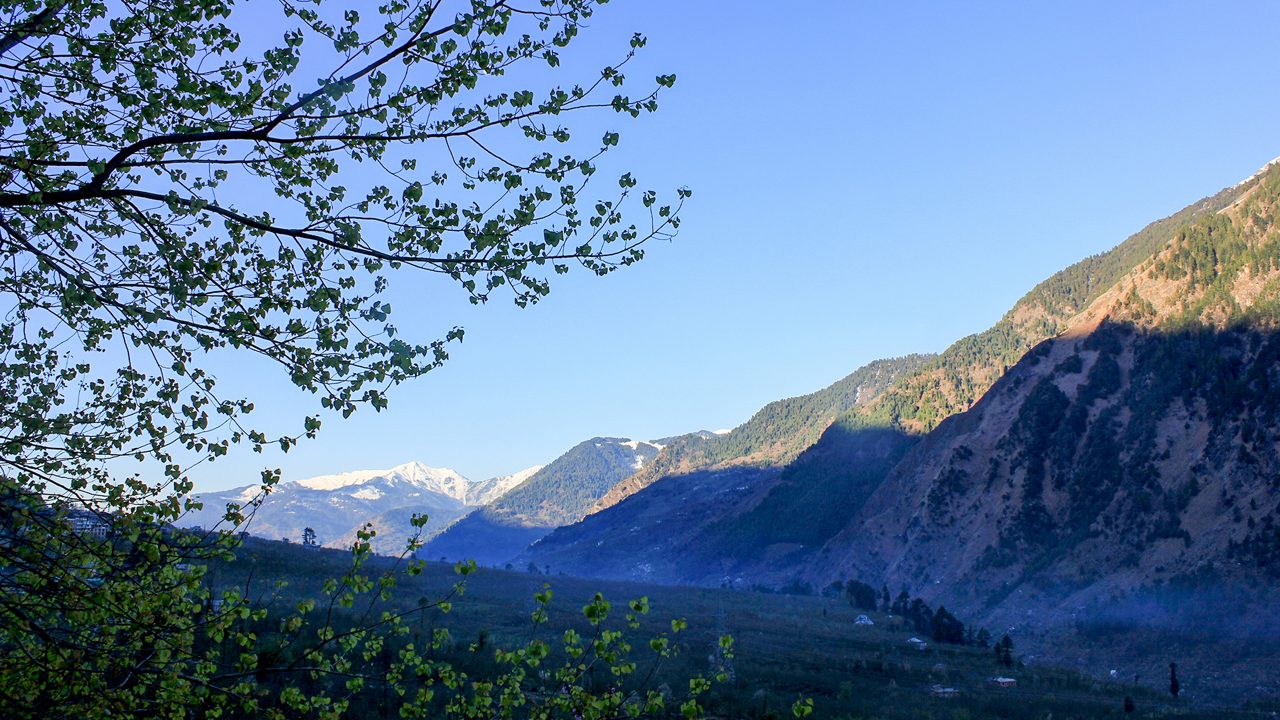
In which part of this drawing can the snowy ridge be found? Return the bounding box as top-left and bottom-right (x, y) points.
(467, 464), (544, 505)
(185, 459), (539, 553)
(1232, 155), (1280, 189)
(295, 461), (472, 502)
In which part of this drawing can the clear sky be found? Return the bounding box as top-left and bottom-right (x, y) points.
(190, 0), (1280, 491)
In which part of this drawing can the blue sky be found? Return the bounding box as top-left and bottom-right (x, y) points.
(191, 0), (1280, 491)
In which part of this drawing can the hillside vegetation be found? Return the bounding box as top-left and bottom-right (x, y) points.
(862, 176), (1251, 433)
(814, 162), (1280, 697)
(594, 355), (933, 513)
(424, 438), (660, 565)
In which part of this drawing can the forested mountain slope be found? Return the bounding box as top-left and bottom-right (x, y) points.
(784, 161), (1280, 693)
(821, 160), (1280, 611)
(423, 437), (662, 566)
(861, 172), (1251, 433)
(526, 160), (1280, 599)
(593, 355), (933, 513)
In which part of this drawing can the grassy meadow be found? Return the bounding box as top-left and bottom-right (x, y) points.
(206, 538), (1274, 719)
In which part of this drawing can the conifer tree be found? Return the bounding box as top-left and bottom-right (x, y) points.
(996, 635), (1015, 667)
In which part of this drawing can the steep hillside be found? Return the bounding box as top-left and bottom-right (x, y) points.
(696, 169), (1261, 568)
(801, 162), (1280, 684)
(862, 173), (1253, 434)
(822, 161), (1280, 602)
(423, 437), (662, 566)
(526, 159), (1280, 597)
(520, 465), (783, 583)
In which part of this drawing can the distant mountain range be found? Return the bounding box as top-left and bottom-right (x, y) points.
(184, 461), (542, 555)
(186, 437), (672, 564)
(182, 435), (676, 562)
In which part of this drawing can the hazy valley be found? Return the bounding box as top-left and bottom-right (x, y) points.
(188, 159), (1280, 705)
(14, 3), (1280, 717)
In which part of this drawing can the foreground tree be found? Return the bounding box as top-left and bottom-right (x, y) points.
(0, 0), (706, 716)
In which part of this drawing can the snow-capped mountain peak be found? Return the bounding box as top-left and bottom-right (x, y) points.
(293, 461), (472, 502)
(184, 460), (541, 555)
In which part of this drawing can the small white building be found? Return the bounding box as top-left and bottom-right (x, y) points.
(68, 514), (110, 541)
(854, 614), (875, 626)
(929, 684), (959, 698)
(908, 637), (929, 650)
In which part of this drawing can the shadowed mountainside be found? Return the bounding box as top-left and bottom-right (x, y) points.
(521, 160), (1280, 697)
(522, 421), (921, 586)
(529, 162), (1280, 590)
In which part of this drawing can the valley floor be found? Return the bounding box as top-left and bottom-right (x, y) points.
(219, 538), (1280, 719)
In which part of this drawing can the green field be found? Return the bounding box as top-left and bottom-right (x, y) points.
(210, 538), (1276, 719)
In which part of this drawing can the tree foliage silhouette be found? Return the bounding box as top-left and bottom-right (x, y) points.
(0, 1), (717, 717)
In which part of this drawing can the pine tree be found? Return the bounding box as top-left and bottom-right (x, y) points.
(931, 607), (964, 644)
(996, 635), (1015, 667)
(892, 589), (911, 616)
(908, 598), (933, 634)
(845, 580), (879, 611)
(976, 628), (993, 649)
(1169, 662), (1180, 699)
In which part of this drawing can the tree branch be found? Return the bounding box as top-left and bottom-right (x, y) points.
(0, 1), (68, 59)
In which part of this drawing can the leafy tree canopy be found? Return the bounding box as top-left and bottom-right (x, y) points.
(0, 0), (685, 507)
(0, 0), (709, 716)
